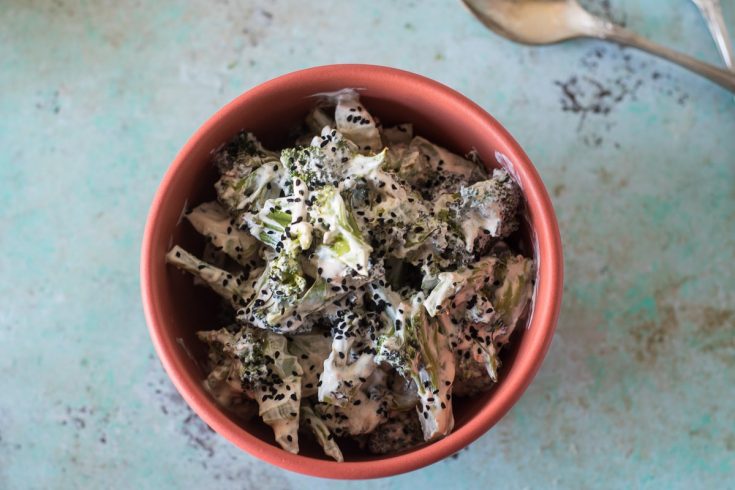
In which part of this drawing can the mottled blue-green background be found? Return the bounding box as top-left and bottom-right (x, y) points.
(1, 1), (734, 488)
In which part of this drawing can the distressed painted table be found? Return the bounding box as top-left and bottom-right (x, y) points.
(1, 1), (734, 488)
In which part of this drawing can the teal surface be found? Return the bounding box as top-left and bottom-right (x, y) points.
(1, 1), (734, 488)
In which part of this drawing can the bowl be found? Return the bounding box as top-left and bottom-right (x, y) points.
(140, 64), (563, 479)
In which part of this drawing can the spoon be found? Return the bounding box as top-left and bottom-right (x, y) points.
(461, 0), (735, 93)
(691, 0), (734, 69)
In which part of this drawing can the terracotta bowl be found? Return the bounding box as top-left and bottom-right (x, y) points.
(141, 64), (563, 479)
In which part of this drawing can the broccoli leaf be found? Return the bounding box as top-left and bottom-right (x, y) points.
(492, 254), (534, 344)
(300, 403), (344, 462)
(212, 131), (279, 173)
(312, 367), (391, 437)
(166, 246), (261, 309)
(317, 309), (381, 407)
(288, 333), (331, 398)
(372, 288), (456, 441)
(332, 89), (382, 153)
(215, 152), (285, 216)
(381, 123), (414, 146)
(238, 249), (308, 332)
(436, 169), (522, 252)
(310, 185), (372, 275)
(185, 201), (260, 265)
(368, 409), (424, 455)
(197, 326), (303, 453)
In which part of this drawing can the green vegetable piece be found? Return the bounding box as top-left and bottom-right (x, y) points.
(310, 185), (372, 275)
(333, 89), (382, 153)
(373, 289), (456, 441)
(239, 249), (307, 332)
(166, 246), (257, 307)
(288, 333), (331, 398)
(185, 201), (259, 265)
(300, 403), (344, 462)
(197, 326), (303, 453)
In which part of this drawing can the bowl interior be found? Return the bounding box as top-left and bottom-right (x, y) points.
(146, 68), (552, 470)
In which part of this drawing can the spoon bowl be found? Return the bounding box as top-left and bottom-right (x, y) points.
(462, 0), (602, 45)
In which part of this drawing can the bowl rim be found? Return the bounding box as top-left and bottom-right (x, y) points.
(140, 64), (563, 479)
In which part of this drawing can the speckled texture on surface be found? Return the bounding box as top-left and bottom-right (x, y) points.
(1, 0), (734, 488)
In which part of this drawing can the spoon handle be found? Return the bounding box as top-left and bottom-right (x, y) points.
(599, 23), (735, 93)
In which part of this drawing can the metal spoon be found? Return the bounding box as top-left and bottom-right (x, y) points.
(691, 0), (734, 69)
(461, 0), (735, 93)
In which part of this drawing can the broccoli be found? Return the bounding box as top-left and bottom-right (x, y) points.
(243, 188), (313, 252)
(452, 348), (497, 397)
(423, 255), (500, 320)
(332, 89), (382, 153)
(287, 333), (331, 398)
(238, 249), (308, 333)
(309, 185), (372, 275)
(381, 123), (414, 146)
(216, 159), (286, 216)
(304, 106), (335, 136)
(435, 169), (522, 253)
(297, 254), (384, 321)
(300, 402), (344, 462)
(317, 306), (381, 407)
(313, 389), (386, 437)
(430, 253), (533, 384)
(197, 326), (303, 453)
(313, 368), (392, 438)
(492, 254), (534, 344)
(212, 133), (285, 217)
(409, 136), (487, 187)
(165, 246), (261, 308)
(367, 409), (424, 455)
(382, 136), (486, 197)
(341, 155), (444, 260)
(184, 201), (260, 265)
(280, 138), (349, 191)
(372, 288), (456, 441)
(212, 130), (279, 173)
(196, 327), (254, 407)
